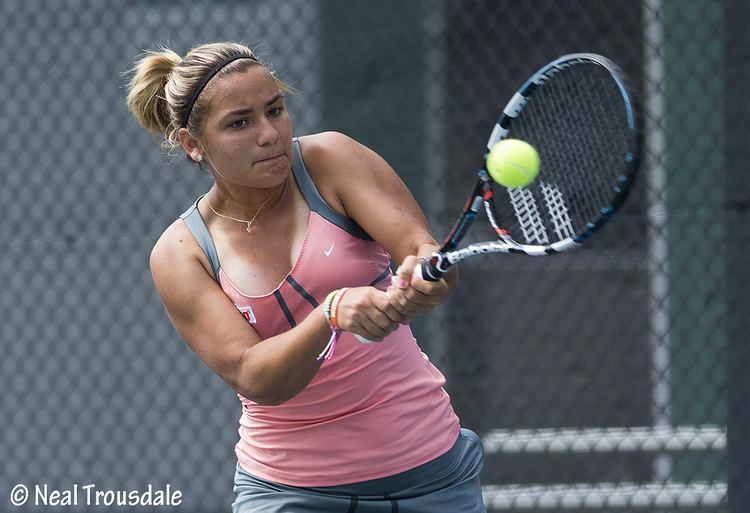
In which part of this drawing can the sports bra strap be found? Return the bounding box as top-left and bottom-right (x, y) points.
(179, 196), (221, 281)
(291, 138), (373, 241)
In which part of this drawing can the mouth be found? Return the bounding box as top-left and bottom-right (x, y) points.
(255, 153), (285, 164)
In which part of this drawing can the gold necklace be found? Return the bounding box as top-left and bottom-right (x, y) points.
(207, 188), (281, 233)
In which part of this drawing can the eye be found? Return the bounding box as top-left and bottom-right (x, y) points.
(269, 106), (284, 117)
(230, 119), (248, 129)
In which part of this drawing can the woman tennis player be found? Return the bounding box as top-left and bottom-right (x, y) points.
(126, 41), (486, 513)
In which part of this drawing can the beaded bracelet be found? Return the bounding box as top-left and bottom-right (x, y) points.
(318, 288), (346, 361)
(329, 287), (349, 329)
(323, 290), (338, 323)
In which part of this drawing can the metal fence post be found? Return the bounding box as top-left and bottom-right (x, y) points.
(724, 1), (750, 511)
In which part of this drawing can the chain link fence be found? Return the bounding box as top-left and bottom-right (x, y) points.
(1, 1), (740, 512)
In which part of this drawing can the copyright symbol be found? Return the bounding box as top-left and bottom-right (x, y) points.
(10, 484), (28, 506)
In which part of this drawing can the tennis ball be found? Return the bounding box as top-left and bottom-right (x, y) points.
(486, 139), (540, 188)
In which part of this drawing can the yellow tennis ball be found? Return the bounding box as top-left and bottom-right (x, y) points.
(486, 139), (540, 188)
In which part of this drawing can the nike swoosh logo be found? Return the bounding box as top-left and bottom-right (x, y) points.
(324, 242), (335, 256)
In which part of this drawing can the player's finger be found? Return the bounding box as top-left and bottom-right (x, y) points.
(388, 295), (411, 316)
(388, 289), (428, 316)
(390, 284), (434, 307)
(387, 285), (432, 316)
(358, 316), (394, 341)
(364, 303), (399, 332)
(372, 290), (409, 323)
(393, 256), (420, 290)
(407, 278), (448, 303)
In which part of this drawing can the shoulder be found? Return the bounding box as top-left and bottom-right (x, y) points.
(297, 131), (375, 177)
(150, 217), (215, 286)
(297, 131), (361, 161)
(297, 131), (391, 198)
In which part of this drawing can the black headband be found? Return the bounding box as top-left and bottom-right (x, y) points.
(179, 54), (258, 128)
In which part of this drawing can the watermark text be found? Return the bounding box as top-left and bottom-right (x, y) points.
(10, 483), (182, 508)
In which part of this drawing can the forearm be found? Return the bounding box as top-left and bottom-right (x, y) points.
(237, 306), (331, 405)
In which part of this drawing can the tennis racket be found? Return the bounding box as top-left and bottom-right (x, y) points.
(415, 53), (642, 281)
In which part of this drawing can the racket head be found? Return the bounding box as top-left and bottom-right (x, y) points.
(484, 53), (642, 255)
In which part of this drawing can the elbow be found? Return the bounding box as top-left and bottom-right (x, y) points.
(234, 344), (314, 406)
(236, 375), (291, 406)
(249, 394), (287, 407)
(235, 360), (296, 406)
(250, 379), (297, 406)
(236, 384), (288, 406)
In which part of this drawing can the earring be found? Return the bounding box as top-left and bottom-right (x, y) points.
(196, 154), (203, 162)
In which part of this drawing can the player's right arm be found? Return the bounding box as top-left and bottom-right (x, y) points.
(150, 221), (397, 405)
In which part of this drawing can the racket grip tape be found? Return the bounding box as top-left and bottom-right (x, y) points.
(415, 257), (443, 282)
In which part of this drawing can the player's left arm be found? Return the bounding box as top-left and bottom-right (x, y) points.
(299, 131), (457, 317)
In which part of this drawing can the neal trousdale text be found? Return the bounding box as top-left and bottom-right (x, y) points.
(32, 483), (182, 507)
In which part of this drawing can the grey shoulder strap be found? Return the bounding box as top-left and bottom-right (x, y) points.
(291, 138), (373, 241)
(179, 195), (221, 282)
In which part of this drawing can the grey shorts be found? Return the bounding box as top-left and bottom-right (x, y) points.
(231, 428), (486, 513)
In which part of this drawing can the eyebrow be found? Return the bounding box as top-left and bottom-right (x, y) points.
(221, 94), (284, 120)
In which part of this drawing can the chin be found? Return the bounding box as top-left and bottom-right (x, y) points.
(257, 159), (291, 186)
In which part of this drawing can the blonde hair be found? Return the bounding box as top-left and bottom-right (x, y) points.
(125, 42), (291, 153)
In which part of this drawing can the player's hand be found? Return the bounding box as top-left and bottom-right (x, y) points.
(335, 286), (406, 342)
(386, 255), (453, 317)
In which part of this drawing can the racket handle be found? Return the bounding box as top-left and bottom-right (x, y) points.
(415, 257), (443, 282)
(354, 334), (376, 344)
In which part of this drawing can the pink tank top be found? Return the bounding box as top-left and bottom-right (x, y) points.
(180, 139), (460, 487)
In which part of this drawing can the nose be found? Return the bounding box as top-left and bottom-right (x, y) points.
(256, 116), (279, 147)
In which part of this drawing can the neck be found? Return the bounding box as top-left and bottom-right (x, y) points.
(208, 178), (289, 221)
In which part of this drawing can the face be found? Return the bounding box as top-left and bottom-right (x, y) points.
(194, 66), (293, 189)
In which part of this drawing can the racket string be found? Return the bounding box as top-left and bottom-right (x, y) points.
(501, 61), (632, 245)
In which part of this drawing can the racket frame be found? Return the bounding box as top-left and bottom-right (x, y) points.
(418, 53), (642, 282)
